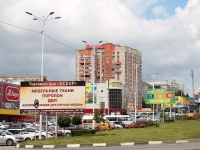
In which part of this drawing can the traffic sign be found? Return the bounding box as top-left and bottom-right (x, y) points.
(34, 99), (39, 108)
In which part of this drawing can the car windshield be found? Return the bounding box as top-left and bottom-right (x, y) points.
(2, 130), (13, 135)
(36, 128), (45, 132)
(21, 129), (29, 134)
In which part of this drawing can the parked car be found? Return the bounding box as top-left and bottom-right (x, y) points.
(25, 127), (54, 139)
(0, 130), (24, 146)
(7, 129), (38, 141)
(43, 127), (63, 136)
(8, 124), (22, 129)
(110, 121), (123, 128)
(49, 126), (71, 136)
(0, 123), (7, 129)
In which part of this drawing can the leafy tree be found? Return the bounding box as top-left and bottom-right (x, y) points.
(57, 116), (71, 135)
(93, 108), (105, 134)
(72, 116), (82, 128)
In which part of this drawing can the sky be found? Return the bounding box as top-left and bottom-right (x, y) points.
(0, 0), (200, 96)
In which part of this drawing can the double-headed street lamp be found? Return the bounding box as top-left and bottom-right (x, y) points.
(82, 40), (103, 129)
(26, 12), (61, 81)
(148, 73), (160, 120)
(26, 12), (61, 140)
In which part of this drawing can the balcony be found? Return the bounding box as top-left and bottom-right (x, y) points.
(115, 70), (121, 73)
(114, 62), (121, 65)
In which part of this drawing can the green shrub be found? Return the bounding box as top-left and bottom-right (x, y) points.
(71, 130), (96, 136)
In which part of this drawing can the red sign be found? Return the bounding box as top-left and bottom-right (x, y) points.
(166, 93), (174, 98)
(3, 84), (20, 102)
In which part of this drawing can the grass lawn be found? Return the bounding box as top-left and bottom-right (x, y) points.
(21, 120), (200, 146)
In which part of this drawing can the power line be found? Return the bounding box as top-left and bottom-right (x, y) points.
(0, 20), (77, 50)
(0, 20), (40, 33)
(44, 34), (77, 51)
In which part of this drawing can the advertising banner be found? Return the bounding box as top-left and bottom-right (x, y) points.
(165, 96), (184, 107)
(86, 83), (96, 104)
(3, 84), (20, 103)
(20, 81), (85, 115)
(194, 94), (200, 103)
(145, 89), (175, 104)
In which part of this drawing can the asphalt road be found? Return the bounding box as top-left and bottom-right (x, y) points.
(1, 142), (200, 150)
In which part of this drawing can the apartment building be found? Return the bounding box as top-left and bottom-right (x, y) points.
(76, 43), (142, 114)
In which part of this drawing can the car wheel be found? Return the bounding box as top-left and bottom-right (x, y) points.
(42, 135), (45, 139)
(65, 133), (70, 136)
(6, 139), (14, 146)
(25, 138), (31, 141)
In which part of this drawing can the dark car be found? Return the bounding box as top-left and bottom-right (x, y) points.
(8, 124), (22, 129)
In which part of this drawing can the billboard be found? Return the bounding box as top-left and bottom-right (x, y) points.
(20, 81), (85, 115)
(194, 94), (200, 103)
(85, 83), (96, 104)
(164, 96), (184, 108)
(3, 83), (20, 103)
(145, 89), (175, 104)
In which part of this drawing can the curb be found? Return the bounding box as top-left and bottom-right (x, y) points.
(16, 139), (200, 149)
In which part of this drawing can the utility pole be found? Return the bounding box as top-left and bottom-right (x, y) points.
(191, 69), (195, 101)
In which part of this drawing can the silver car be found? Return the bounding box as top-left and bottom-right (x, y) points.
(0, 130), (24, 146)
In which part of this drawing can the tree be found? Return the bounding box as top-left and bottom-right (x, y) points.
(72, 116), (82, 128)
(57, 116), (71, 136)
(93, 108), (105, 134)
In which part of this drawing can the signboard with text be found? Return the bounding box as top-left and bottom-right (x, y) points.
(20, 81), (85, 115)
(3, 83), (20, 103)
(145, 89), (175, 104)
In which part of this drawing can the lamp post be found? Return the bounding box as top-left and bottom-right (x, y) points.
(148, 73), (160, 120)
(82, 40), (103, 129)
(26, 12), (61, 81)
(26, 12), (61, 139)
(134, 63), (141, 123)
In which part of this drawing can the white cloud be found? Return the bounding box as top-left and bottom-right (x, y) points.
(0, 0), (200, 96)
(152, 5), (168, 18)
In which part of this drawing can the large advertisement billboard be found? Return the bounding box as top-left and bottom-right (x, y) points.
(20, 81), (85, 115)
(145, 89), (175, 104)
(164, 96), (190, 108)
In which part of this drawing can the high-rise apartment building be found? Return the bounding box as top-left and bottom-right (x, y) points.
(76, 43), (142, 112)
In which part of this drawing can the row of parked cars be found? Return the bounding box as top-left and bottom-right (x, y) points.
(0, 120), (74, 146)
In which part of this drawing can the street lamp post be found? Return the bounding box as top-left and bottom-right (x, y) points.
(26, 12), (61, 81)
(26, 11), (61, 139)
(134, 63), (141, 123)
(148, 73), (160, 120)
(82, 40), (103, 129)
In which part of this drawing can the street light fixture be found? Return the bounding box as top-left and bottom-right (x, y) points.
(26, 11), (61, 81)
(26, 11), (61, 140)
(82, 40), (103, 129)
(148, 73), (160, 120)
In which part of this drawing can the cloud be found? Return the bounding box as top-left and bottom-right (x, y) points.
(152, 6), (168, 18)
(0, 0), (200, 96)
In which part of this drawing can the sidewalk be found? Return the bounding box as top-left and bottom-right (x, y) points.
(16, 139), (200, 149)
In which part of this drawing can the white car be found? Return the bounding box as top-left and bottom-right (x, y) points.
(109, 121), (123, 128)
(25, 128), (54, 139)
(0, 123), (7, 129)
(7, 129), (38, 141)
(0, 130), (24, 146)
